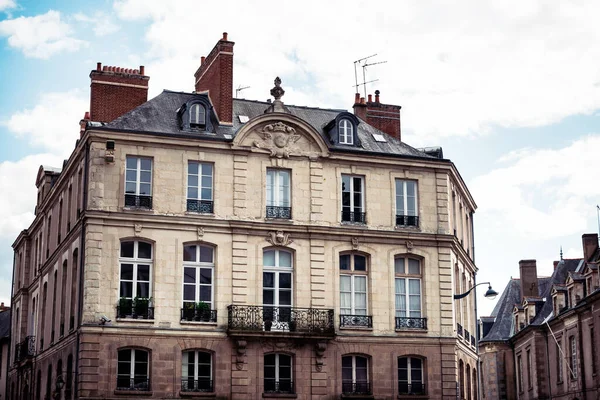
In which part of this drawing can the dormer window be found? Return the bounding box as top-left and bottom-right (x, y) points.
(189, 104), (206, 129)
(339, 119), (354, 145)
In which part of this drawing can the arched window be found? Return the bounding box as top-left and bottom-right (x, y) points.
(342, 355), (370, 395)
(459, 360), (465, 399)
(117, 348), (150, 391)
(263, 249), (293, 330)
(182, 350), (213, 392)
(70, 249), (78, 331)
(118, 241), (153, 319)
(338, 119), (353, 144)
(466, 364), (472, 400)
(189, 104), (206, 128)
(51, 270), (58, 342)
(394, 257), (424, 329)
(36, 369), (41, 400)
(264, 353), (293, 394)
(60, 260), (67, 337)
(46, 364), (53, 400)
(340, 253), (370, 327)
(398, 356), (425, 395)
(182, 245), (216, 322)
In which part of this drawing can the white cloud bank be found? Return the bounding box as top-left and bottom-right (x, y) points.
(74, 12), (120, 37)
(0, 0), (16, 12)
(0, 10), (87, 58)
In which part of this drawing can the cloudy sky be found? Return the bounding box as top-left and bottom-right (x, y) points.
(0, 0), (598, 316)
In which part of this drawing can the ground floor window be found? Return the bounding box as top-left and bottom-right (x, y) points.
(264, 353), (293, 393)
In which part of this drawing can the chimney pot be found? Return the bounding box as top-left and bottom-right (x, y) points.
(84, 111), (90, 120)
(223, 32), (228, 41)
(582, 233), (599, 261)
(360, 97), (365, 104)
(354, 93), (360, 104)
(519, 259), (538, 301)
(368, 94), (372, 103)
(140, 66), (145, 75)
(201, 56), (206, 65)
(97, 62), (102, 71)
(375, 90), (380, 103)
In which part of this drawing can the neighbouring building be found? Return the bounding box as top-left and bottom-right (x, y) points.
(0, 304), (10, 400)
(8, 33), (480, 400)
(479, 233), (600, 400)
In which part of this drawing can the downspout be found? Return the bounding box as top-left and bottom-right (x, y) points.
(74, 139), (90, 399)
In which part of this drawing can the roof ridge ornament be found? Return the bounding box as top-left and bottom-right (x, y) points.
(265, 76), (290, 114)
(271, 77), (284, 100)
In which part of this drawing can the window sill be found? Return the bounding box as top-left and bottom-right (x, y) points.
(185, 211), (215, 217)
(122, 207), (154, 213)
(339, 326), (373, 331)
(398, 395), (428, 399)
(262, 393), (297, 398)
(180, 391), (216, 398)
(116, 318), (154, 324)
(265, 218), (294, 223)
(341, 394), (374, 400)
(395, 225), (420, 230)
(114, 389), (153, 396)
(340, 222), (367, 227)
(395, 328), (428, 333)
(180, 320), (217, 326)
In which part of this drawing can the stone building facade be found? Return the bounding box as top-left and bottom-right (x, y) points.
(8, 33), (479, 400)
(479, 234), (600, 400)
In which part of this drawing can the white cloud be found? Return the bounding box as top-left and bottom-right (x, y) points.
(0, 0), (16, 11)
(74, 12), (120, 36)
(0, 10), (87, 58)
(4, 89), (87, 154)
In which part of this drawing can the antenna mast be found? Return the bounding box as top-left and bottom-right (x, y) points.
(354, 54), (387, 98)
(235, 85), (250, 98)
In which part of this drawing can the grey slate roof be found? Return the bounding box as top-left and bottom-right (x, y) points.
(481, 259), (581, 342)
(101, 90), (435, 160)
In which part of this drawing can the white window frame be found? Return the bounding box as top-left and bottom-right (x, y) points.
(187, 162), (213, 203)
(341, 175), (365, 219)
(263, 250), (293, 309)
(125, 156), (152, 197)
(395, 180), (418, 221)
(398, 357), (424, 391)
(394, 258), (422, 318)
(117, 349), (149, 389)
(264, 353), (293, 391)
(339, 119), (354, 145)
(570, 336), (577, 379)
(340, 254), (368, 316)
(266, 169), (291, 208)
(182, 350), (212, 389)
(557, 338), (563, 382)
(119, 241), (153, 300)
(342, 355), (369, 384)
(189, 104), (206, 127)
(182, 245), (215, 309)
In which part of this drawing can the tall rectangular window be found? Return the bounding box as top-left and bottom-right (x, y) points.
(527, 350), (532, 389)
(591, 327), (597, 375)
(340, 254), (371, 328)
(118, 241), (153, 319)
(266, 169), (291, 219)
(125, 157), (152, 209)
(570, 336), (577, 379)
(341, 175), (365, 223)
(517, 355), (523, 392)
(264, 353), (293, 394)
(182, 245), (216, 322)
(395, 180), (418, 226)
(557, 339), (563, 382)
(187, 162), (213, 213)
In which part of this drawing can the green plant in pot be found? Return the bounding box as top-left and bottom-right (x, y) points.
(133, 297), (152, 319)
(195, 301), (211, 322)
(118, 297), (133, 318)
(183, 302), (195, 321)
(288, 318), (297, 332)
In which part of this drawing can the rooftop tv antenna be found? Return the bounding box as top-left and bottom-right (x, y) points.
(235, 85), (251, 98)
(354, 54), (387, 98)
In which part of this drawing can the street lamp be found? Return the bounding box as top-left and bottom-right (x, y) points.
(53, 375), (65, 399)
(453, 282), (498, 300)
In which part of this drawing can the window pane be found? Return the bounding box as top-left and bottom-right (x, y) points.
(408, 279), (421, 295)
(265, 354), (276, 366)
(139, 183), (151, 196)
(140, 159), (152, 171)
(188, 162), (199, 175)
(342, 356), (353, 369)
(120, 264), (133, 280)
(354, 255), (366, 271)
(395, 258), (405, 274)
(184, 267), (196, 283)
(140, 171), (151, 184)
(183, 245), (196, 262)
(117, 361), (130, 376)
(199, 287), (211, 302)
(121, 242), (134, 258)
(398, 357), (407, 369)
(137, 282), (150, 298)
(187, 187), (198, 199)
(199, 246), (213, 263)
(340, 275), (351, 291)
(126, 157), (137, 169)
(263, 290), (274, 305)
(125, 182), (136, 194)
(279, 251), (292, 268)
(279, 291), (291, 306)
(138, 242), (152, 259)
(406, 181), (415, 196)
(201, 163), (212, 175)
(198, 364), (211, 378)
(188, 175), (198, 187)
(183, 285), (195, 301)
(263, 272), (274, 288)
(263, 251), (275, 267)
(200, 268), (212, 284)
(201, 176), (212, 188)
(126, 170), (137, 182)
(120, 282), (132, 298)
(340, 255), (350, 270)
(279, 273), (291, 289)
(408, 259), (420, 274)
(354, 276), (366, 292)
(198, 352), (211, 364)
(137, 265), (150, 281)
(201, 188), (212, 200)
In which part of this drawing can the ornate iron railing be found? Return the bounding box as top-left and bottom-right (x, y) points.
(15, 336), (35, 362)
(116, 377), (151, 391)
(117, 304), (154, 320)
(396, 215), (419, 227)
(398, 382), (426, 395)
(124, 194), (152, 209)
(341, 211), (366, 223)
(187, 199), (214, 213)
(395, 317), (427, 330)
(227, 305), (334, 335)
(457, 323), (463, 337)
(264, 380), (295, 394)
(342, 381), (371, 395)
(180, 305), (217, 322)
(266, 206), (292, 219)
(470, 335), (476, 347)
(181, 378), (213, 392)
(340, 314), (372, 328)
(464, 329), (471, 342)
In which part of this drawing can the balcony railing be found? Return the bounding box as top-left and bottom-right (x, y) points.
(116, 377), (150, 391)
(341, 211), (366, 224)
(340, 314), (373, 328)
(264, 380), (294, 394)
(181, 378), (213, 392)
(117, 299), (154, 320)
(15, 336), (35, 363)
(464, 329), (471, 342)
(398, 382), (426, 395)
(457, 323), (463, 337)
(395, 317), (427, 330)
(470, 335), (476, 347)
(124, 194), (152, 209)
(187, 199), (214, 213)
(395, 215), (419, 227)
(342, 382), (371, 395)
(227, 305), (334, 335)
(266, 206), (292, 219)
(180, 305), (217, 322)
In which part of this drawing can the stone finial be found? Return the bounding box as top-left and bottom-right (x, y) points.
(270, 77), (285, 100)
(265, 77), (290, 114)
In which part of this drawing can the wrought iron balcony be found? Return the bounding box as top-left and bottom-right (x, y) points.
(124, 194), (152, 209)
(464, 329), (471, 342)
(187, 199), (214, 213)
(395, 317), (427, 330)
(117, 299), (154, 320)
(180, 305), (217, 322)
(227, 305), (334, 335)
(116, 377), (151, 391)
(457, 323), (463, 337)
(266, 206), (292, 219)
(341, 211), (366, 224)
(15, 336), (35, 363)
(342, 381), (371, 395)
(340, 314), (372, 328)
(470, 335), (476, 347)
(396, 215), (419, 227)
(398, 382), (426, 395)
(264, 380), (295, 394)
(181, 378), (213, 392)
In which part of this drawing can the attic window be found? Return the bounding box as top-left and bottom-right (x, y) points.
(189, 104), (206, 128)
(239, 115), (249, 123)
(339, 119), (353, 145)
(372, 133), (386, 142)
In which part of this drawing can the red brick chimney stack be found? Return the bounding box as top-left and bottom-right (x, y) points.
(194, 32), (235, 125)
(353, 90), (402, 141)
(519, 259), (539, 301)
(89, 62), (149, 123)
(0, 302), (9, 312)
(582, 233), (599, 261)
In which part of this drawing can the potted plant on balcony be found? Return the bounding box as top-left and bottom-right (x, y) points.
(288, 318), (297, 332)
(183, 302), (195, 321)
(264, 318), (273, 331)
(195, 301), (211, 322)
(133, 297), (152, 319)
(118, 297), (133, 318)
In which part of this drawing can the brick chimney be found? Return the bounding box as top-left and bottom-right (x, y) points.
(0, 302), (9, 312)
(194, 32), (234, 125)
(89, 63), (149, 123)
(519, 259), (538, 300)
(582, 233), (599, 261)
(353, 90), (401, 141)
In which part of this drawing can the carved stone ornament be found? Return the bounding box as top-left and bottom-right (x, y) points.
(351, 237), (360, 250)
(266, 230), (293, 246)
(315, 341), (327, 372)
(235, 340), (247, 370)
(270, 77), (285, 100)
(252, 122), (301, 158)
(406, 240), (414, 250)
(134, 224), (142, 236)
(260, 338), (300, 352)
(197, 226), (204, 239)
